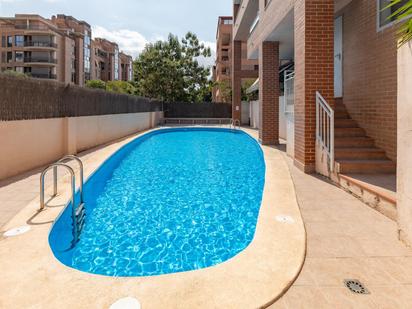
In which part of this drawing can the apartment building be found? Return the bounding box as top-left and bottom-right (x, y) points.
(0, 14), (71, 83)
(91, 38), (119, 81)
(233, 0), (412, 244)
(0, 14), (133, 85)
(212, 16), (258, 103)
(119, 52), (133, 82)
(51, 14), (92, 86)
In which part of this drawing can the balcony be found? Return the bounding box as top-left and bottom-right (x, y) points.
(15, 24), (49, 31)
(24, 41), (57, 48)
(24, 57), (57, 64)
(30, 73), (57, 79)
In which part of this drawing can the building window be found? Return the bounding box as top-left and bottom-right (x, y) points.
(1, 36), (5, 48)
(15, 66), (24, 73)
(378, 0), (410, 30)
(83, 30), (91, 80)
(114, 48), (119, 80)
(7, 36), (12, 47)
(15, 35), (24, 47)
(6, 52), (12, 63)
(15, 51), (24, 62)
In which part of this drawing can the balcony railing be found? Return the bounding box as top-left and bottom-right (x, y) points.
(24, 41), (57, 48)
(249, 13), (260, 35)
(24, 57), (57, 64)
(30, 73), (57, 79)
(15, 24), (49, 31)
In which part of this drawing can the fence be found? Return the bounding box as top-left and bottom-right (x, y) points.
(163, 102), (232, 118)
(0, 75), (162, 121)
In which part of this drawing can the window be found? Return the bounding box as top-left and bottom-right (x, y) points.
(15, 35), (24, 47)
(7, 36), (12, 47)
(15, 66), (24, 73)
(1, 36), (5, 48)
(378, 0), (410, 30)
(15, 51), (23, 62)
(6, 52), (12, 62)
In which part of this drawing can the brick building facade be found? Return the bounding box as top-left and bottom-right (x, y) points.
(0, 14), (133, 85)
(212, 16), (258, 103)
(232, 0), (398, 173)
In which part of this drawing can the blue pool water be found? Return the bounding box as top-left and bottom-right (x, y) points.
(49, 128), (265, 277)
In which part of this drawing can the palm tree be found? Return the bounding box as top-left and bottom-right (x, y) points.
(386, 0), (412, 46)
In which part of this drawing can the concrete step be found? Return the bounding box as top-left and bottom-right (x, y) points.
(335, 127), (366, 137)
(335, 147), (388, 160)
(336, 160), (396, 174)
(335, 118), (359, 128)
(335, 137), (375, 148)
(337, 173), (397, 221)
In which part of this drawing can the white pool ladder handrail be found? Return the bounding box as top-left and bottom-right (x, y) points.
(52, 155), (84, 203)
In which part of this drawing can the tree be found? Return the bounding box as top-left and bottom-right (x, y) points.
(134, 32), (212, 102)
(386, 0), (412, 46)
(86, 79), (106, 90)
(214, 80), (232, 103)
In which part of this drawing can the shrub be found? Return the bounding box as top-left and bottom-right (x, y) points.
(86, 79), (107, 90)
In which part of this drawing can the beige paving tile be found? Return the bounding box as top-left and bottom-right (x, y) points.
(282, 286), (330, 309)
(372, 257), (412, 284)
(356, 237), (412, 257)
(368, 285), (412, 309)
(320, 287), (377, 308)
(306, 236), (366, 258)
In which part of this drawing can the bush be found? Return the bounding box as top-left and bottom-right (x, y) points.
(86, 79), (107, 90)
(106, 80), (137, 95)
(1, 70), (29, 79)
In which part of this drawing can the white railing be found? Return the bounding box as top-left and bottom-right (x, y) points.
(284, 70), (295, 114)
(249, 12), (260, 34)
(316, 91), (334, 172)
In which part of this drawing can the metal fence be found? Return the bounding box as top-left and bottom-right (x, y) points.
(164, 102), (232, 118)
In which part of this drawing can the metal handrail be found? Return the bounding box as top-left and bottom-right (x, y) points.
(52, 155), (84, 203)
(230, 119), (241, 130)
(40, 163), (75, 212)
(316, 91), (335, 172)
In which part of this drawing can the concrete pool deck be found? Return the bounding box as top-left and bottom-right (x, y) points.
(0, 127), (306, 308)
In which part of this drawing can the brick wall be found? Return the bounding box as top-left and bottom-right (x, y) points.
(294, 0), (335, 172)
(341, 0), (397, 161)
(259, 41), (279, 145)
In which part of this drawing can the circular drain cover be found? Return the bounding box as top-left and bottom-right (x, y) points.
(110, 297), (141, 309)
(3, 226), (31, 237)
(344, 279), (369, 294)
(276, 215), (295, 224)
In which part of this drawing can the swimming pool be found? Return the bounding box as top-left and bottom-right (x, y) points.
(49, 128), (265, 277)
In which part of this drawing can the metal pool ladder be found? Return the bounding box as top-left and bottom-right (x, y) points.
(230, 119), (241, 130)
(39, 155), (86, 245)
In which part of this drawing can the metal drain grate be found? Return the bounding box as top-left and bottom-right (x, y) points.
(344, 279), (370, 294)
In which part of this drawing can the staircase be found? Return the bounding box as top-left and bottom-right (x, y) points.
(334, 100), (396, 174)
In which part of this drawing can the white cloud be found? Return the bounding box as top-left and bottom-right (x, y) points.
(197, 41), (216, 69)
(92, 25), (148, 59)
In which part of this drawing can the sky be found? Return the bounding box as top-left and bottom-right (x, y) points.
(0, 0), (232, 67)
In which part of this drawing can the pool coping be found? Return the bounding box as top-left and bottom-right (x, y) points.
(0, 126), (306, 309)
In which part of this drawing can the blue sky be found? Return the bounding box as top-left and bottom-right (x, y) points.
(0, 0), (232, 66)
